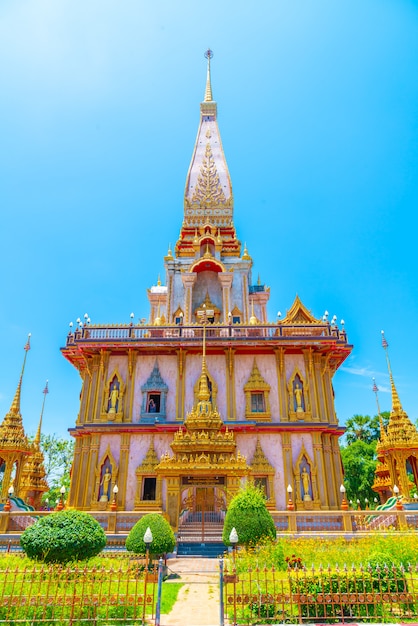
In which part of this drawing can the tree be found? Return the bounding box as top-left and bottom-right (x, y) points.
(126, 513), (176, 557)
(340, 412), (391, 503)
(20, 510), (106, 563)
(340, 440), (378, 503)
(222, 483), (276, 547)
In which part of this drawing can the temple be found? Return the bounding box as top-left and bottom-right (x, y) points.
(372, 332), (418, 502)
(59, 51), (353, 533)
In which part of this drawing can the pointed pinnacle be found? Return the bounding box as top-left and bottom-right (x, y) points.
(204, 49), (214, 102)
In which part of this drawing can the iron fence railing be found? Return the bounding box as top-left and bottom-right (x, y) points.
(0, 562), (159, 625)
(222, 561), (418, 624)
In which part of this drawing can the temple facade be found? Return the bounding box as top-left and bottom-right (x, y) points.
(62, 52), (352, 530)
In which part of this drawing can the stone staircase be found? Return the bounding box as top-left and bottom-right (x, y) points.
(177, 512), (226, 557)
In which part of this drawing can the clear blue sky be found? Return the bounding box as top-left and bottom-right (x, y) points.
(1, 1), (417, 440)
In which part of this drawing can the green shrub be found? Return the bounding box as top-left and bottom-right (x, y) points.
(20, 510), (106, 563)
(222, 484), (276, 547)
(126, 513), (175, 556)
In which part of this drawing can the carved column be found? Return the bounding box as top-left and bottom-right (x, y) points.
(322, 433), (337, 509)
(218, 272), (233, 322)
(275, 348), (287, 421)
(331, 435), (344, 496)
(242, 274), (249, 323)
(74, 435), (92, 508)
(166, 476), (180, 528)
(176, 348), (187, 420)
(323, 362), (337, 424)
(90, 355), (101, 422)
(281, 432), (293, 507)
(119, 434), (131, 510)
(85, 434), (100, 509)
(181, 273), (197, 324)
(225, 348), (235, 420)
(312, 432), (327, 507)
(68, 437), (82, 507)
(303, 349), (318, 421)
(126, 350), (137, 423)
(313, 354), (326, 422)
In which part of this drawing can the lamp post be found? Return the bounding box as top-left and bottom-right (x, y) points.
(57, 486), (65, 511)
(229, 526), (238, 626)
(4, 486), (14, 512)
(144, 526), (153, 572)
(356, 499), (361, 510)
(364, 497), (369, 510)
(45, 498), (49, 511)
(340, 484), (348, 510)
(142, 527), (153, 625)
(393, 484), (403, 510)
(110, 484), (119, 511)
(229, 527), (238, 564)
(287, 484), (294, 510)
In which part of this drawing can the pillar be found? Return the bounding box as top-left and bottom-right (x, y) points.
(218, 272), (233, 322)
(181, 273), (197, 323)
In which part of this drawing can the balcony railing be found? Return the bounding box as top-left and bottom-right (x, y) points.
(65, 322), (348, 346)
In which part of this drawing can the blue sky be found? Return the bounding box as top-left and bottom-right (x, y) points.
(1, 1), (417, 439)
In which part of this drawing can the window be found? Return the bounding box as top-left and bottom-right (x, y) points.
(251, 393), (265, 413)
(232, 316), (241, 324)
(142, 478), (156, 501)
(147, 393), (161, 413)
(255, 477), (268, 496)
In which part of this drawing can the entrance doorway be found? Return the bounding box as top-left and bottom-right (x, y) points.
(178, 479), (226, 543)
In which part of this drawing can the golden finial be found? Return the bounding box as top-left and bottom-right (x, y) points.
(216, 228), (222, 245)
(242, 243), (251, 261)
(197, 305), (211, 403)
(157, 274), (161, 287)
(257, 274), (261, 286)
(203, 242), (212, 258)
(193, 229), (199, 245)
(249, 298), (257, 325)
(9, 334), (31, 415)
(165, 243), (173, 260)
(381, 331), (402, 412)
(204, 49), (214, 102)
(154, 301), (162, 326)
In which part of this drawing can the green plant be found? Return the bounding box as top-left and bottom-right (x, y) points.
(20, 510), (106, 563)
(126, 513), (175, 556)
(223, 483), (276, 547)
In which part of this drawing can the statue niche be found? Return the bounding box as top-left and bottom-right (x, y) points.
(287, 369), (311, 421)
(293, 445), (320, 510)
(101, 370), (125, 423)
(92, 446), (119, 510)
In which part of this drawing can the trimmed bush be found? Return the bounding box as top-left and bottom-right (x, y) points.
(222, 483), (276, 547)
(126, 513), (175, 556)
(20, 510), (106, 563)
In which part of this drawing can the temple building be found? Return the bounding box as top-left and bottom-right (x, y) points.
(0, 337), (48, 509)
(372, 332), (418, 502)
(62, 51), (352, 532)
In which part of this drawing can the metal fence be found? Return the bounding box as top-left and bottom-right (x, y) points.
(222, 561), (418, 624)
(0, 561), (159, 625)
(2, 508), (418, 537)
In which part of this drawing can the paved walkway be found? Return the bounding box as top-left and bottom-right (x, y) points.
(159, 557), (220, 626)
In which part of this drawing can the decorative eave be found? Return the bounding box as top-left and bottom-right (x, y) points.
(280, 295), (322, 325)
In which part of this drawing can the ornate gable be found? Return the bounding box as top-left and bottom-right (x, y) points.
(281, 295), (321, 325)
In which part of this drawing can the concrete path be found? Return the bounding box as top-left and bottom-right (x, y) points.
(159, 557), (221, 626)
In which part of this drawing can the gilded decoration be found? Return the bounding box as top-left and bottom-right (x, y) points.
(191, 143), (229, 206)
(101, 369), (125, 423)
(293, 445), (320, 510)
(135, 439), (162, 510)
(373, 375), (418, 501)
(281, 295), (321, 325)
(92, 446), (119, 510)
(250, 439), (276, 508)
(244, 360), (271, 422)
(287, 368), (312, 421)
(156, 352), (249, 475)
